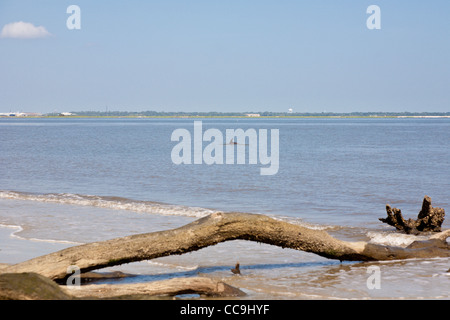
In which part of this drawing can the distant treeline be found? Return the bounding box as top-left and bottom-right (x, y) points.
(53, 111), (450, 117)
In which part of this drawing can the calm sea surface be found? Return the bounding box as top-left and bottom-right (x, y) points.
(0, 117), (449, 299)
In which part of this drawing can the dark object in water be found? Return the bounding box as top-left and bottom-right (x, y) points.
(231, 262), (241, 275)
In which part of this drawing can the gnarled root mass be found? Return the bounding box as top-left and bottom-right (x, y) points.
(379, 196), (445, 234)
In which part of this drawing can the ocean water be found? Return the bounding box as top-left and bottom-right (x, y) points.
(0, 117), (449, 299)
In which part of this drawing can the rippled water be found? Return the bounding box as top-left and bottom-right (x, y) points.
(0, 117), (449, 299)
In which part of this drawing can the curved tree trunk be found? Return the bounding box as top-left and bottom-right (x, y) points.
(3, 212), (450, 281)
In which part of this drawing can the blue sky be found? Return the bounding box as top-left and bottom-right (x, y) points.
(0, 0), (449, 114)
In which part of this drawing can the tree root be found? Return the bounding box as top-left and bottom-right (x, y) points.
(379, 196), (445, 234)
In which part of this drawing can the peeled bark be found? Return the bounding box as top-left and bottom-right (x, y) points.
(379, 196), (445, 234)
(3, 211), (449, 281)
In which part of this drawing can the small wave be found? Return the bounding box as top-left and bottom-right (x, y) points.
(367, 231), (429, 247)
(146, 260), (199, 271)
(0, 223), (26, 241)
(0, 223), (23, 233)
(0, 223), (82, 245)
(0, 190), (220, 218)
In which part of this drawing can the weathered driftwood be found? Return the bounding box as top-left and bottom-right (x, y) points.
(63, 276), (245, 299)
(3, 211), (450, 282)
(0, 272), (243, 299)
(0, 272), (72, 300)
(379, 196), (445, 234)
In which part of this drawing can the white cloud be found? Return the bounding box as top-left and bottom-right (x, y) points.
(1, 21), (51, 39)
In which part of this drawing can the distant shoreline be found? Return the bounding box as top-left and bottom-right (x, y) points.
(0, 111), (450, 119)
(1, 111), (450, 119)
(2, 116), (450, 120)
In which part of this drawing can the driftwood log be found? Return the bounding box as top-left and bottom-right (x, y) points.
(0, 272), (244, 299)
(3, 211), (450, 284)
(0, 272), (72, 300)
(64, 276), (245, 299)
(379, 196), (445, 234)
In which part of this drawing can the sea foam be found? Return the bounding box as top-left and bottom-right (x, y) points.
(0, 190), (219, 218)
(367, 231), (429, 247)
